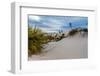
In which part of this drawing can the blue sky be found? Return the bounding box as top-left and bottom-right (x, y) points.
(28, 15), (88, 33)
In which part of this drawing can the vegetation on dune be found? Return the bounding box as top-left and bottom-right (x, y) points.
(81, 28), (88, 32)
(28, 24), (88, 56)
(55, 33), (65, 41)
(67, 28), (88, 37)
(67, 22), (88, 37)
(28, 26), (66, 56)
(28, 26), (49, 56)
(67, 29), (78, 36)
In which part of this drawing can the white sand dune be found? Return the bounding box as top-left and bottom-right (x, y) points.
(29, 33), (88, 60)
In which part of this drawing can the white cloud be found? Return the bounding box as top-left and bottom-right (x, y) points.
(29, 15), (41, 21)
(48, 19), (64, 28)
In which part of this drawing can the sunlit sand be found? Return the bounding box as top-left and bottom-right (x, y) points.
(29, 33), (88, 60)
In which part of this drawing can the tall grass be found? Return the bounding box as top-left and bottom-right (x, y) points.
(28, 26), (48, 56)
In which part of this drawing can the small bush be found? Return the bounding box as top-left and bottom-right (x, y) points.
(68, 29), (78, 36)
(81, 28), (88, 32)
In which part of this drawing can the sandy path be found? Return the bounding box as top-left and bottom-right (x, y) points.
(29, 35), (88, 60)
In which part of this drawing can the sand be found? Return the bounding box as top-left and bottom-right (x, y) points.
(28, 34), (88, 60)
